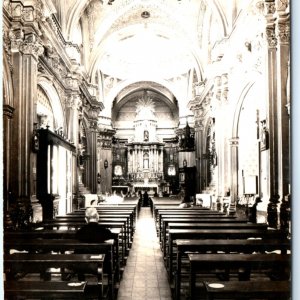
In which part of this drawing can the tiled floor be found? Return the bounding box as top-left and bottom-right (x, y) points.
(117, 207), (173, 300)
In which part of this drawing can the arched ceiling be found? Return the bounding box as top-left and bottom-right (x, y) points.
(67, 0), (219, 82)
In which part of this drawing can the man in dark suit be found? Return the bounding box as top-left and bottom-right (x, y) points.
(74, 207), (117, 280)
(76, 207), (116, 242)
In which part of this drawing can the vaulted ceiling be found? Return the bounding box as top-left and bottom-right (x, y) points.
(59, 0), (235, 119)
(64, 0), (230, 82)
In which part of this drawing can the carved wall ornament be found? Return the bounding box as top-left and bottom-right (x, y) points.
(20, 33), (44, 59)
(22, 7), (34, 22)
(12, 3), (22, 17)
(9, 28), (24, 53)
(194, 119), (204, 130)
(215, 90), (222, 101)
(255, 1), (265, 15)
(277, 21), (290, 45)
(3, 31), (13, 73)
(221, 73), (228, 86)
(3, 0), (10, 12)
(264, 1), (276, 16)
(276, 0), (288, 11)
(222, 88), (229, 102)
(266, 25), (277, 48)
(214, 76), (221, 87)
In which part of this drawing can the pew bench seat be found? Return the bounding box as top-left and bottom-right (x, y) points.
(203, 280), (291, 300)
(4, 281), (87, 299)
(188, 253), (291, 299)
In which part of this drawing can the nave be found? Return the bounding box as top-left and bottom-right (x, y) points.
(117, 207), (172, 300)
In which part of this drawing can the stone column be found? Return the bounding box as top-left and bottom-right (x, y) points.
(87, 114), (99, 193)
(276, 0), (290, 200)
(3, 104), (15, 212)
(218, 74), (229, 198)
(194, 114), (204, 193)
(264, 0), (280, 227)
(10, 29), (43, 210)
(229, 138), (239, 214)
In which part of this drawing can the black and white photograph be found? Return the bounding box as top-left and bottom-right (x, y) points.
(2, 0), (295, 299)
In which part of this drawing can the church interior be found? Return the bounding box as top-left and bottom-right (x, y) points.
(2, 0), (292, 299)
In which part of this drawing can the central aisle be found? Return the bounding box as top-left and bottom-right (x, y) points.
(117, 207), (173, 300)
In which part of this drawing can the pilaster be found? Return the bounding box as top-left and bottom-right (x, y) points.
(264, 0), (280, 227)
(3, 105), (15, 212)
(229, 137), (239, 214)
(10, 26), (44, 210)
(275, 0), (290, 200)
(194, 116), (204, 193)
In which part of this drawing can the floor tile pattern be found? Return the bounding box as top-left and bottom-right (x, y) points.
(117, 207), (172, 300)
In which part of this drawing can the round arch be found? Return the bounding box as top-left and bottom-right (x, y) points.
(37, 75), (65, 131)
(101, 78), (181, 114)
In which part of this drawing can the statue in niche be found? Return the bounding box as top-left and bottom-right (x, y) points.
(144, 130), (149, 142)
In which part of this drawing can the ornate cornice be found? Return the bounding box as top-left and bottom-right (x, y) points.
(98, 128), (116, 149)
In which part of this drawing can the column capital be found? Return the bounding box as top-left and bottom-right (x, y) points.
(194, 119), (204, 131)
(266, 23), (278, 48)
(19, 33), (44, 60)
(65, 94), (82, 109)
(277, 16), (290, 45)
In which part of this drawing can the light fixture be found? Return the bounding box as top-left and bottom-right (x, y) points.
(141, 11), (150, 18)
(183, 159), (187, 167)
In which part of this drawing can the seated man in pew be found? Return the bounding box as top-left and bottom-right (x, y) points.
(74, 207), (117, 281)
(76, 207), (117, 242)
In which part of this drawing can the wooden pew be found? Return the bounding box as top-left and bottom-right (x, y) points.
(188, 253), (291, 299)
(174, 238), (291, 300)
(63, 211), (135, 246)
(72, 209), (136, 233)
(162, 221), (266, 255)
(73, 208), (136, 229)
(34, 218), (129, 260)
(4, 253), (107, 299)
(157, 211), (232, 238)
(5, 228), (123, 276)
(155, 208), (224, 226)
(159, 217), (240, 261)
(4, 281), (87, 300)
(203, 280), (291, 300)
(164, 222), (268, 266)
(160, 217), (247, 246)
(4, 238), (120, 284)
(167, 228), (287, 282)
